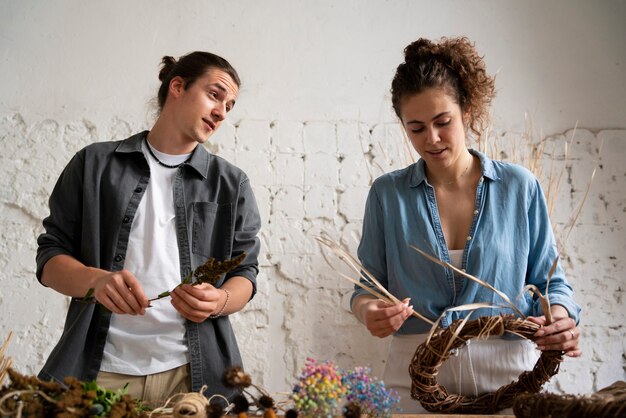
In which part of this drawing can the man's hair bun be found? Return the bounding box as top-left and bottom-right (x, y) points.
(158, 56), (177, 82)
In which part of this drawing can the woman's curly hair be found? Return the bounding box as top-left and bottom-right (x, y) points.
(391, 37), (496, 138)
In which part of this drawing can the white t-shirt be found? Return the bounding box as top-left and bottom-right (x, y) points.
(100, 141), (192, 375)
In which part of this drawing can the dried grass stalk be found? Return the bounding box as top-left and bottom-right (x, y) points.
(513, 380), (626, 418)
(315, 234), (434, 325)
(410, 245), (526, 318)
(409, 314), (563, 414)
(0, 332), (13, 386)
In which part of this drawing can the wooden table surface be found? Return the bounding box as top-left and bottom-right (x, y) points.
(164, 414), (515, 417)
(160, 413), (515, 417)
(390, 415), (513, 417)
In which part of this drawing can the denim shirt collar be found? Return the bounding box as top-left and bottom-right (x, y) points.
(115, 130), (211, 179)
(409, 148), (501, 187)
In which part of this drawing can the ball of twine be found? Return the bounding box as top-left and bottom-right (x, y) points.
(409, 314), (563, 414)
(172, 392), (209, 418)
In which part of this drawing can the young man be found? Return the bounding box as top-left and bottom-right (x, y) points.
(36, 52), (261, 403)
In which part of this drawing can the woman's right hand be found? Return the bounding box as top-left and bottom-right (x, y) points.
(356, 297), (413, 338)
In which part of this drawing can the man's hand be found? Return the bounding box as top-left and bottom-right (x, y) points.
(41, 255), (148, 315)
(170, 283), (225, 323)
(93, 270), (149, 315)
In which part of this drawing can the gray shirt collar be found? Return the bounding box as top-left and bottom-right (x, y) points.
(115, 130), (211, 179)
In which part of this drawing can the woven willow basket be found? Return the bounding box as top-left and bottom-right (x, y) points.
(409, 314), (563, 414)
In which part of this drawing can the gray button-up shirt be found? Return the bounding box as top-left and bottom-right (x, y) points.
(36, 131), (261, 397)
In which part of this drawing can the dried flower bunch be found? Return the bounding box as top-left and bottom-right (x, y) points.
(223, 366), (252, 389)
(219, 360), (399, 418)
(149, 253), (247, 302)
(223, 366), (277, 418)
(341, 366), (400, 418)
(78, 253), (246, 306)
(291, 358), (346, 417)
(0, 368), (145, 417)
(290, 358), (399, 418)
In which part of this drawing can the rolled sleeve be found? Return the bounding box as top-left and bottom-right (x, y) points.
(526, 179), (581, 324)
(36, 152), (84, 282)
(225, 177), (261, 298)
(352, 183), (388, 308)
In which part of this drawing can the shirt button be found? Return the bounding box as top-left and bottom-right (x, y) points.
(122, 216), (130, 223)
(114, 254), (123, 262)
(134, 187), (143, 193)
(473, 209), (479, 215)
(479, 177), (484, 183)
(466, 236), (472, 241)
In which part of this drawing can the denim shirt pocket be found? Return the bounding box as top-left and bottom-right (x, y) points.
(192, 202), (233, 260)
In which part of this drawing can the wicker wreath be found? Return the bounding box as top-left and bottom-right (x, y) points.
(513, 380), (626, 418)
(409, 314), (563, 414)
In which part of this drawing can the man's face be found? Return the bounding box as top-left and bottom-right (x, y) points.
(172, 68), (239, 145)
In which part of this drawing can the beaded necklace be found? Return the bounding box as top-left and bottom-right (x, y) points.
(145, 137), (191, 168)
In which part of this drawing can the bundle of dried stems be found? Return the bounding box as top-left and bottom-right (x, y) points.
(512, 380), (626, 418)
(0, 332), (12, 387)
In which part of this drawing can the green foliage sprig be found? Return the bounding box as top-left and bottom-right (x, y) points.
(82, 381), (129, 416)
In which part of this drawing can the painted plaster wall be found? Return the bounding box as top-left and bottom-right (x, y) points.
(1, 0), (625, 398)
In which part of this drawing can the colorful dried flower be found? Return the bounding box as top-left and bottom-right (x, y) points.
(341, 366), (399, 418)
(291, 358), (346, 417)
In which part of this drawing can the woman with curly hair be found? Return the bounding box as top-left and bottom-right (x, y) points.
(351, 37), (581, 413)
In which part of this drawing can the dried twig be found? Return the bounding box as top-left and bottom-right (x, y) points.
(0, 332), (13, 386)
(77, 254), (246, 306)
(148, 253), (246, 302)
(513, 380), (626, 418)
(410, 245), (525, 318)
(315, 234), (434, 325)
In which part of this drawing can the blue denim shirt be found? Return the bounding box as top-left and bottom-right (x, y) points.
(354, 149), (580, 334)
(36, 131), (261, 397)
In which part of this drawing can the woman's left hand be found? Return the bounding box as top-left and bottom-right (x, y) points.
(527, 304), (582, 357)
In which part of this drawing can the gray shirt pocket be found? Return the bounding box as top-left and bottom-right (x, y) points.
(192, 202), (233, 259)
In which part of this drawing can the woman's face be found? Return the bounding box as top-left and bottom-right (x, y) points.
(399, 87), (467, 170)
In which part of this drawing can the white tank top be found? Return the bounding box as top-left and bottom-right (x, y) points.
(100, 140), (192, 375)
(448, 249), (463, 270)
(448, 249), (464, 295)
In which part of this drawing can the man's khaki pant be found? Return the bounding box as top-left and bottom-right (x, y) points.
(97, 363), (191, 407)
